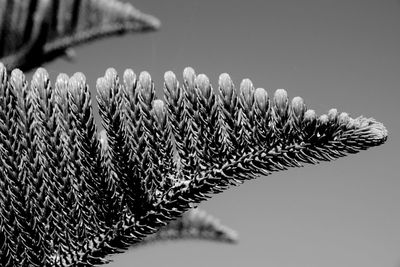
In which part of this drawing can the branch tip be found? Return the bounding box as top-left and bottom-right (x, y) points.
(164, 71), (178, 91)
(291, 96), (305, 117)
(319, 114), (329, 124)
(183, 67), (196, 84)
(352, 117), (388, 142)
(96, 77), (109, 97)
(195, 74), (211, 98)
(123, 68), (137, 95)
(338, 112), (350, 125)
(304, 109), (317, 121)
(32, 67), (50, 86)
(273, 89), (288, 117)
(105, 68), (118, 82)
(328, 108), (338, 121)
(240, 78), (254, 95)
(369, 120), (388, 141)
(219, 73), (234, 101)
(72, 72), (86, 83)
(10, 69), (26, 88)
(138, 71), (153, 104)
(68, 75), (83, 98)
(254, 87), (268, 112)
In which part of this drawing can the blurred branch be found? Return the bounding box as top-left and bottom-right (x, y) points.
(0, 0), (160, 71)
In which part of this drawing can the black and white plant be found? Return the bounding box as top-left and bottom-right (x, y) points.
(0, 0), (388, 266)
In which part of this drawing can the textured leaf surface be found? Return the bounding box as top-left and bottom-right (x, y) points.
(0, 63), (387, 266)
(98, 130), (238, 246)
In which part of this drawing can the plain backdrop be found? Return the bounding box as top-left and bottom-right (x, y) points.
(25, 0), (400, 266)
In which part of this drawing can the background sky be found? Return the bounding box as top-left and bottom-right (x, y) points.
(25, 0), (400, 266)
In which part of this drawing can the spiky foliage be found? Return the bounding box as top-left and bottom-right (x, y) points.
(0, 0), (160, 71)
(97, 130), (238, 246)
(0, 63), (387, 266)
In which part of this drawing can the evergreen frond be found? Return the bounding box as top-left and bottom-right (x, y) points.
(0, 64), (387, 266)
(98, 130), (237, 247)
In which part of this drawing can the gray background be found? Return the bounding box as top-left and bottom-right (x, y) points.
(26, 0), (400, 266)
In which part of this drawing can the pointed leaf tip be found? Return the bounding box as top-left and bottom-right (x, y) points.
(338, 112), (350, 125)
(304, 109), (317, 122)
(183, 67), (196, 81)
(218, 73), (231, 88)
(32, 67), (50, 86)
(10, 69), (26, 90)
(56, 73), (70, 87)
(319, 114), (329, 124)
(123, 68), (137, 89)
(219, 73), (234, 102)
(240, 79), (255, 107)
(55, 73), (70, 99)
(164, 71), (178, 91)
(328, 108), (338, 121)
(291, 96), (305, 118)
(105, 68), (118, 82)
(368, 120), (388, 141)
(33, 67), (49, 78)
(195, 74), (211, 98)
(139, 71), (153, 104)
(139, 71), (152, 88)
(254, 88), (269, 112)
(164, 71), (180, 101)
(56, 73), (69, 82)
(96, 77), (110, 98)
(349, 117), (388, 142)
(72, 72), (86, 83)
(71, 72), (87, 96)
(274, 89), (288, 117)
(68, 76), (82, 99)
(183, 67), (197, 100)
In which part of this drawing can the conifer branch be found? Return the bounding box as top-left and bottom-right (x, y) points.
(97, 130), (238, 247)
(0, 63), (387, 266)
(70, 68), (387, 266)
(0, 0), (160, 71)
